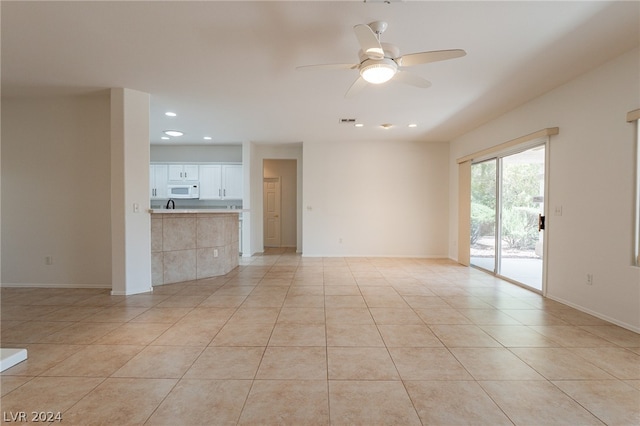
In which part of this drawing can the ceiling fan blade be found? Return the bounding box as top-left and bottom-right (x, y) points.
(345, 76), (368, 98)
(296, 63), (358, 71)
(394, 71), (432, 88)
(399, 49), (467, 67)
(353, 24), (384, 60)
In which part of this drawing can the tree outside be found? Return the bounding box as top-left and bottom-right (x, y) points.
(471, 156), (544, 258)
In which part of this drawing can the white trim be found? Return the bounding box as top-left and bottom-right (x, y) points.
(300, 254), (450, 259)
(547, 294), (640, 334)
(630, 112), (640, 266)
(0, 282), (111, 289)
(0, 349), (28, 372)
(111, 287), (153, 296)
(457, 127), (558, 164)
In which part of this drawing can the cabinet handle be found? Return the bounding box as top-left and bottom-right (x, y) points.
(224, 189), (226, 196)
(219, 189), (221, 196)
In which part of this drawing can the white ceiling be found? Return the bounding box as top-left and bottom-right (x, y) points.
(2, 1), (638, 145)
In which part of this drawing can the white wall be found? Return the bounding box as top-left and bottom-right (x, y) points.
(303, 138), (450, 257)
(449, 48), (640, 331)
(150, 144), (242, 163)
(1, 94), (112, 287)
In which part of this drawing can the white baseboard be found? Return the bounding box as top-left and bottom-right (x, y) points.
(0, 282), (110, 289)
(111, 287), (153, 296)
(0, 348), (28, 372)
(300, 254), (449, 259)
(547, 294), (640, 334)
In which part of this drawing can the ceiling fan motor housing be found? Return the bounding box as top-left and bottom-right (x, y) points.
(368, 21), (388, 35)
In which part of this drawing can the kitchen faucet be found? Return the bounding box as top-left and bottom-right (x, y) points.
(166, 199), (175, 209)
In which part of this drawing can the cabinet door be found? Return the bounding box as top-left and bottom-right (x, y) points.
(198, 165), (223, 199)
(167, 164), (199, 181)
(150, 167), (155, 198)
(183, 164), (199, 181)
(168, 165), (184, 181)
(222, 165), (243, 200)
(150, 164), (168, 199)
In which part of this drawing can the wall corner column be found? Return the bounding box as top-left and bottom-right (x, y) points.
(110, 88), (152, 295)
(457, 160), (471, 266)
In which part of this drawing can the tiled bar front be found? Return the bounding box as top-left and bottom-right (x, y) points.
(151, 212), (239, 285)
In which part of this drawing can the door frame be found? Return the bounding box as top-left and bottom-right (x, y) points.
(456, 127), (560, 296)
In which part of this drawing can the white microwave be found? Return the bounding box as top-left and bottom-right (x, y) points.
(167, 183), (200, 199)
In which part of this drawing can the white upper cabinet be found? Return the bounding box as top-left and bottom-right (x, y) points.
(152, 163), (242, 201)
(199, 164), (243, 200)
(168, 164), (199, 182)
(222, 164), (243, 200)
(150, 164), (168, 199)
(199, 165), (223, 199)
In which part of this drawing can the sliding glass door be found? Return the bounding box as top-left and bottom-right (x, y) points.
(470, 160), (497, 273)
(470, 144), (546, 292)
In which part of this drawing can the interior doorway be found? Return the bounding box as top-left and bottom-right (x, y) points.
(263, 159), (297, 250)
(470, 144), (547, 292)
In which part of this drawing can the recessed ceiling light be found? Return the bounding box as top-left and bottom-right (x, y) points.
(408, 123), (418, 128)
(165, 112), (177, 117)
(354, 123), (364, 128)
(204, 136), (212, 140)
(161, 136), (170, 140)
(164, 130), (184, 137)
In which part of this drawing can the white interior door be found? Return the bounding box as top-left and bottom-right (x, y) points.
(264, 177), (281, 247)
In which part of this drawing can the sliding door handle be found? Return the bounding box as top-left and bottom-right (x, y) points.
(538, 214), (545, 231)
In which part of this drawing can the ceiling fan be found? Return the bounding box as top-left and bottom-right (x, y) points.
(297, 21), (466, 98)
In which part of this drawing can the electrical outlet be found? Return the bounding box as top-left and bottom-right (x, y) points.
(214, 249), (219, 258)
(339, 238), (343, 244)
(45, 256), (53, 265)
(586, 273), (593, 285)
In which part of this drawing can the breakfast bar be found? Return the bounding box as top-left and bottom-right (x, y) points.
(150, 209), (243, 286)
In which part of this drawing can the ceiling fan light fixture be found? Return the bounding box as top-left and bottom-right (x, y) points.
(360, 58), (397, 84)
(365, 47), (384, 58)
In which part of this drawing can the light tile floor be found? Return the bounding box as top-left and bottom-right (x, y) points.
(1, 249), (639, 425)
